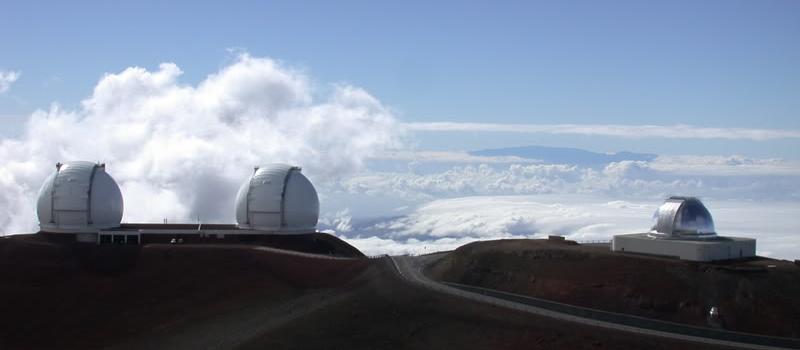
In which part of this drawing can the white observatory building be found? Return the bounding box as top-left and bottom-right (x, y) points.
(37, 161), (124, 240)
(34, 162), (321, 244)
(235, 164), (319, 233)
(612, 196), (755, 261)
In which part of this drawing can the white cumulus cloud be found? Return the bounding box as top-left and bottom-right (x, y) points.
(0, 70), (20, 93)
(0, 54), (401, 234)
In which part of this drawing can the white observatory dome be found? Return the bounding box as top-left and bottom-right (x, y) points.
(235, 164), (319, 232)
(37, 161), (124, 233)
(650, 196), (716, 239)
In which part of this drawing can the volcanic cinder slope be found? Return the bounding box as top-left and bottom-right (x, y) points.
(427, 239), (800, 338)
(1, 234), (730, 350)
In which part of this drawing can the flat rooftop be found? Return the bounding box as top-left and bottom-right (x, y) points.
(615, 233), (755, 244)
(118, 223), (239, 231)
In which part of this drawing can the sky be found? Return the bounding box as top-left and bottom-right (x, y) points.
(1, 1), (798, 258)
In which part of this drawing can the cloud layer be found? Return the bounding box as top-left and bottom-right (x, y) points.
(406, 122), (800, 140)
(336, 157), (800, 204)
(326, 157), (799, 260)
(0, 55), (400, 233)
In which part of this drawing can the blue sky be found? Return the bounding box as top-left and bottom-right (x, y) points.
(2, 0), (799, 158)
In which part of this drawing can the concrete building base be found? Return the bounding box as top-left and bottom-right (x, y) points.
(612, 233), (755, 261)
(40, 223), (319, 245)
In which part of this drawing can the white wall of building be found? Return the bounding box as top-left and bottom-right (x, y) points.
(612, 233), (756, 261)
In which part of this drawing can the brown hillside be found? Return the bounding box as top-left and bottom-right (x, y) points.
(0, 234), (367, 349)
(0, 234), (727, 350)
(427, 239), (800, 338)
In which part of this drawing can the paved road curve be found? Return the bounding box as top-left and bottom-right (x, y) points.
(388, 254), (800, 350)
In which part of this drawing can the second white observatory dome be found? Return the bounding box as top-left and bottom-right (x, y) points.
(235, 164), (319, 232)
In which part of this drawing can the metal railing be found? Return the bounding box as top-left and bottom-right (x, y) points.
(444, 282), (800, 349)
(576, 239), (611, 244)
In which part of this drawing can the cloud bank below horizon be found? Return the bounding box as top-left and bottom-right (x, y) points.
(406, 122), (800, 141)
(324, 158), (799, 260)
(337, 195), (799, 260)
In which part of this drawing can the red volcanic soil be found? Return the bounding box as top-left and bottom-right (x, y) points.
(0, 234), (367, 349)
(1, 234), (729, 350)
(427, 239), (800, 338)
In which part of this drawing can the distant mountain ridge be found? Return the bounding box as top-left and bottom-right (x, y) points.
(469, 145), (657, 167)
